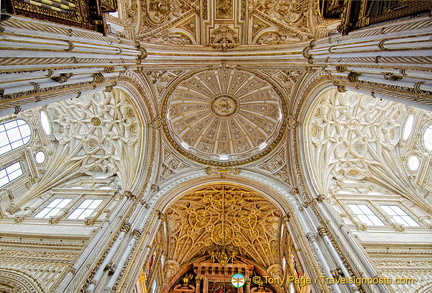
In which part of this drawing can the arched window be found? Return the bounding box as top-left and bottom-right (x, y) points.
(39, 110), (51, 135)
(0, 119), (31, 155)
(402, 114), (415, 140)
(423, 124), (432, 152)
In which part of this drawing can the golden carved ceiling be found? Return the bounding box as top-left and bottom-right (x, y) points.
(135, 0), (327, 48)
(162, 68), (286, 166)
(164, 184), (284, 268)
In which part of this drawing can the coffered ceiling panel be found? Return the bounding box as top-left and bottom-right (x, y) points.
(136, 0), (325, 48)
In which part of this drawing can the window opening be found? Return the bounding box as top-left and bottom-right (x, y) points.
(348, 204), (385, 226)
(34, 198), (72, 218)
(35, 151), (46, 164)
(424, 124), (432, 151)
(0, 119), (31, 155)
(151, 279), (157, 293)
(402, 114), (414, 140)
(407, 155), (420, 171)
(67, 199), (102, 220)
(380, 205), (419, 227)
(40, 111), (51, 135)
(0, 162), (23, 187)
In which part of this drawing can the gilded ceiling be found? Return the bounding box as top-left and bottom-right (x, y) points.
(133, 0), (327, 48)
(162, 68), (286, 166)
(164, 184), (284, 268)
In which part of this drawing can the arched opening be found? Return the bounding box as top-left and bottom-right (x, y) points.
(0, 268), (46, 293)
(301, 87), (432, 291)
(136, 183), (311, 293)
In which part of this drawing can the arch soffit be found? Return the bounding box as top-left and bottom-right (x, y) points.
(0, 267), (46, 293)
(115, 71), (158, 120)
(112, 82), (156, 193)
(412, 281), (432, 293)
(140, 173), (318, 293)
(102, 74), (159, 195)
(293, 75), (335, 123)
(297, 82), (336, 195)
(152, 172), (299, 216)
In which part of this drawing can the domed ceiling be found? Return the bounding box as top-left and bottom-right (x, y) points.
(162, 68), (286, 166)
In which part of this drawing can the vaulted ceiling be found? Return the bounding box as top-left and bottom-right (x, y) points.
(164, 184), (285, 268)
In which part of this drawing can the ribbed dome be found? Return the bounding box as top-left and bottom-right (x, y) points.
(163, 68), (286, 166)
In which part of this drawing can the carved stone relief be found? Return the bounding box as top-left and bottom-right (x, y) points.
(0, 246), (79, 292)
(145, 70), (184, 98)
(256, 145), (292, 187)
(159, 144), (193, 182)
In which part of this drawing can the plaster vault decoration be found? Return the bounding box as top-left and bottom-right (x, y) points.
(49, 89), (144, 191)
(162, 68), (286, 166)
(304, 89), (432, 214)
(19, 89), (144, 205)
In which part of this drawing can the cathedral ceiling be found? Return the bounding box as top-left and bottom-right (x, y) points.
(163, 184), (285, 269)
(305, 89), (432, 214)
(49, 89), (144, 190)
(131, 0), (328, 48)
(18, 89), (145, 204)
(161, 68), (287, 166)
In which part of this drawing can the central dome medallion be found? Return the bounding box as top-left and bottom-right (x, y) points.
(210, 95), (238, 117)
(162, 68), (286, 166)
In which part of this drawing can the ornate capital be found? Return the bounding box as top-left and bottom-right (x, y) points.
(6, 203), (20, 215)
(123, 191), (136, 199)
(51, 73), (74, 84)
(330, 267), (344, 278)
(121, 222), (131, 232)
(104, 262), (117, 275)
(347, 72), (361, 83)
(306, 232), (316, 243)
(92, 72), (105, 83)
(317, 226), (328, 237)
(315, 194), (325, 202)
(133, 229), (142, 239)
